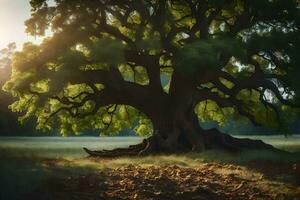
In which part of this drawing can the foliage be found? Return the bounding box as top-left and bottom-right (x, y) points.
(3, 0), (300, 136)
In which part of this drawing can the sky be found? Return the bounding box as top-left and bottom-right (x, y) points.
(0, 0), (41, 50)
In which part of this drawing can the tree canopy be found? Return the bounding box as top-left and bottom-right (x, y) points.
(3, 0), (300, 140)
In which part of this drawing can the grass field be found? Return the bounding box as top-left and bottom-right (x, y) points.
(0, 135), (299, 159)
(0, 135), (300, 200)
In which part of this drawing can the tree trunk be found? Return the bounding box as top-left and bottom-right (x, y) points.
(83, 107), (285, 157)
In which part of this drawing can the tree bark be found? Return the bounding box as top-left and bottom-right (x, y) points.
(83, 105), (285, 157)
(83, 67), (286, 157)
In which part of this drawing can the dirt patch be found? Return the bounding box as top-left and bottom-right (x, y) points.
(22, 161), (300, 200)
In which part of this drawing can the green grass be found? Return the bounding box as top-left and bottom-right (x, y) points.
(0, 135), (299, 159)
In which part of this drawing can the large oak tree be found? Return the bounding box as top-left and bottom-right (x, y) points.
(4, 0), (300, 155)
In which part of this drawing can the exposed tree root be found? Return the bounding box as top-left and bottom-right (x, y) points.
(204, 129), (288, 154)
(83, 131), (289, 158)
(83, 138), (148, 157)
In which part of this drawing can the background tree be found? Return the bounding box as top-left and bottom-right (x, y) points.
(4, 0), (300, 155)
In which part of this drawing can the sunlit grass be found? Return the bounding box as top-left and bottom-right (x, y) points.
(38, 150), (299, 173)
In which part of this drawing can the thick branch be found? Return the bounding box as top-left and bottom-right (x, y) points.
(196, 89), (261, 126)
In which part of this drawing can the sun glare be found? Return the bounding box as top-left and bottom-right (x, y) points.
(0, 0), (32, 49)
